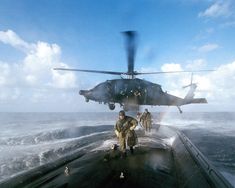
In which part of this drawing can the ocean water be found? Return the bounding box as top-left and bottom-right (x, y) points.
(0, 112), (234, 186)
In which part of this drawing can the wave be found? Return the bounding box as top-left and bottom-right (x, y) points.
(0, 125), (114, 181)
(0, 125), (113, 146)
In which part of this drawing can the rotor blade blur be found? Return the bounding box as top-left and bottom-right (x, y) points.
(123, 31), (137, 76)
(53, 68), (124, 75)
(135, 69), (215, 75)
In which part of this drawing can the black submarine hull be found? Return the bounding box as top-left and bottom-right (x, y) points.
(0, 125), (232, 188)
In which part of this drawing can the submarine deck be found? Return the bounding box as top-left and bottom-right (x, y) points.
(54, 146), (176, 188)
(0, 125), (232, 188)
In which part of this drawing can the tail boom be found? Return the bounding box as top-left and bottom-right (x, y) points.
(183, 98), (207, 105)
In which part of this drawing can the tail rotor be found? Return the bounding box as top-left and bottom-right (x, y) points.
(182, 73), (196, 89)
(183, 73), (197, 100)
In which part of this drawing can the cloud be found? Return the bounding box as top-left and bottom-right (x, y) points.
(199, 1), (232, 18)
(0, 62), (10, 86)
(22, 41), (76, 88)
(161, 63), (183, 72)
(51, 63), (77, 88)
(221, 21), (235, 28)
(185, 59), (207, 70)
(159, 61), (235, 107)
(158, 64), (187, 92)
(196, 43), (219, 53)
(0, 30), (32, 52)
(0, 30), (76, 89)
(194, 28), (214, 41)
(0, 30), (78, 110)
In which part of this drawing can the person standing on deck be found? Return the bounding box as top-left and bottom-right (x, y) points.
(140, 108), (152, 132)
(114, 110), (138, 157)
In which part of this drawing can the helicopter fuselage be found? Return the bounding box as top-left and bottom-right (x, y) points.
(79, 78), (186, 110)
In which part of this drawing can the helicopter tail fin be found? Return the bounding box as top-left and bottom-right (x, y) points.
(182, 73), (207, 104)
(183, 73), (197, 100)
(183, 83), (207, 104)
(183, 83), (197, 100)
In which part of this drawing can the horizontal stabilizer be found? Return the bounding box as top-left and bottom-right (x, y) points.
(190, 98), (207, 104)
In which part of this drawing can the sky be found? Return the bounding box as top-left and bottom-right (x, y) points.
(0, 0), (235, 112)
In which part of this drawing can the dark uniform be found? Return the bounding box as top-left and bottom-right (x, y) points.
(115, 111), (138, 156)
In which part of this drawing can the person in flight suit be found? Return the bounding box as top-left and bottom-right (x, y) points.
(140, 108), (152, 132)
(114, 110), (138, 157)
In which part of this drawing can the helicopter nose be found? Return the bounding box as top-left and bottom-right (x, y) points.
(79, 90), (87, 95)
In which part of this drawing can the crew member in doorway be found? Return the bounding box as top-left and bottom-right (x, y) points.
(140, 108), (152, 132)
(114, 110), (138, 157)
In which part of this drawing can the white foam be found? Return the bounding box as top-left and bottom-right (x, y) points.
(92, 139), (117, 151)
(162, 136), (176, 146)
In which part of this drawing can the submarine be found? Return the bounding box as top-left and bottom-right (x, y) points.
(0, 125), (233, 188)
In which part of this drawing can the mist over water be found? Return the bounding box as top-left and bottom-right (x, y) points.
(0, 112), (234, 186)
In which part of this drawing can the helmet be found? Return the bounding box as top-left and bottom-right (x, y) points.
(119, 110), (125, 116)
(145, 108), (148, 112)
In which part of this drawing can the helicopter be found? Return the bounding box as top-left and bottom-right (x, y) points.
(54, 31), (210, 113)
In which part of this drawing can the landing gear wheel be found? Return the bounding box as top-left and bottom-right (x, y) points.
(108, 103), (115, 110)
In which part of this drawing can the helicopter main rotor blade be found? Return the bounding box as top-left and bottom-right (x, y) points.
(54, 68), (215, 76)
(134, 69), (215, 75)
(54, 68), (124, 75)
(123, 31), (137, 76)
